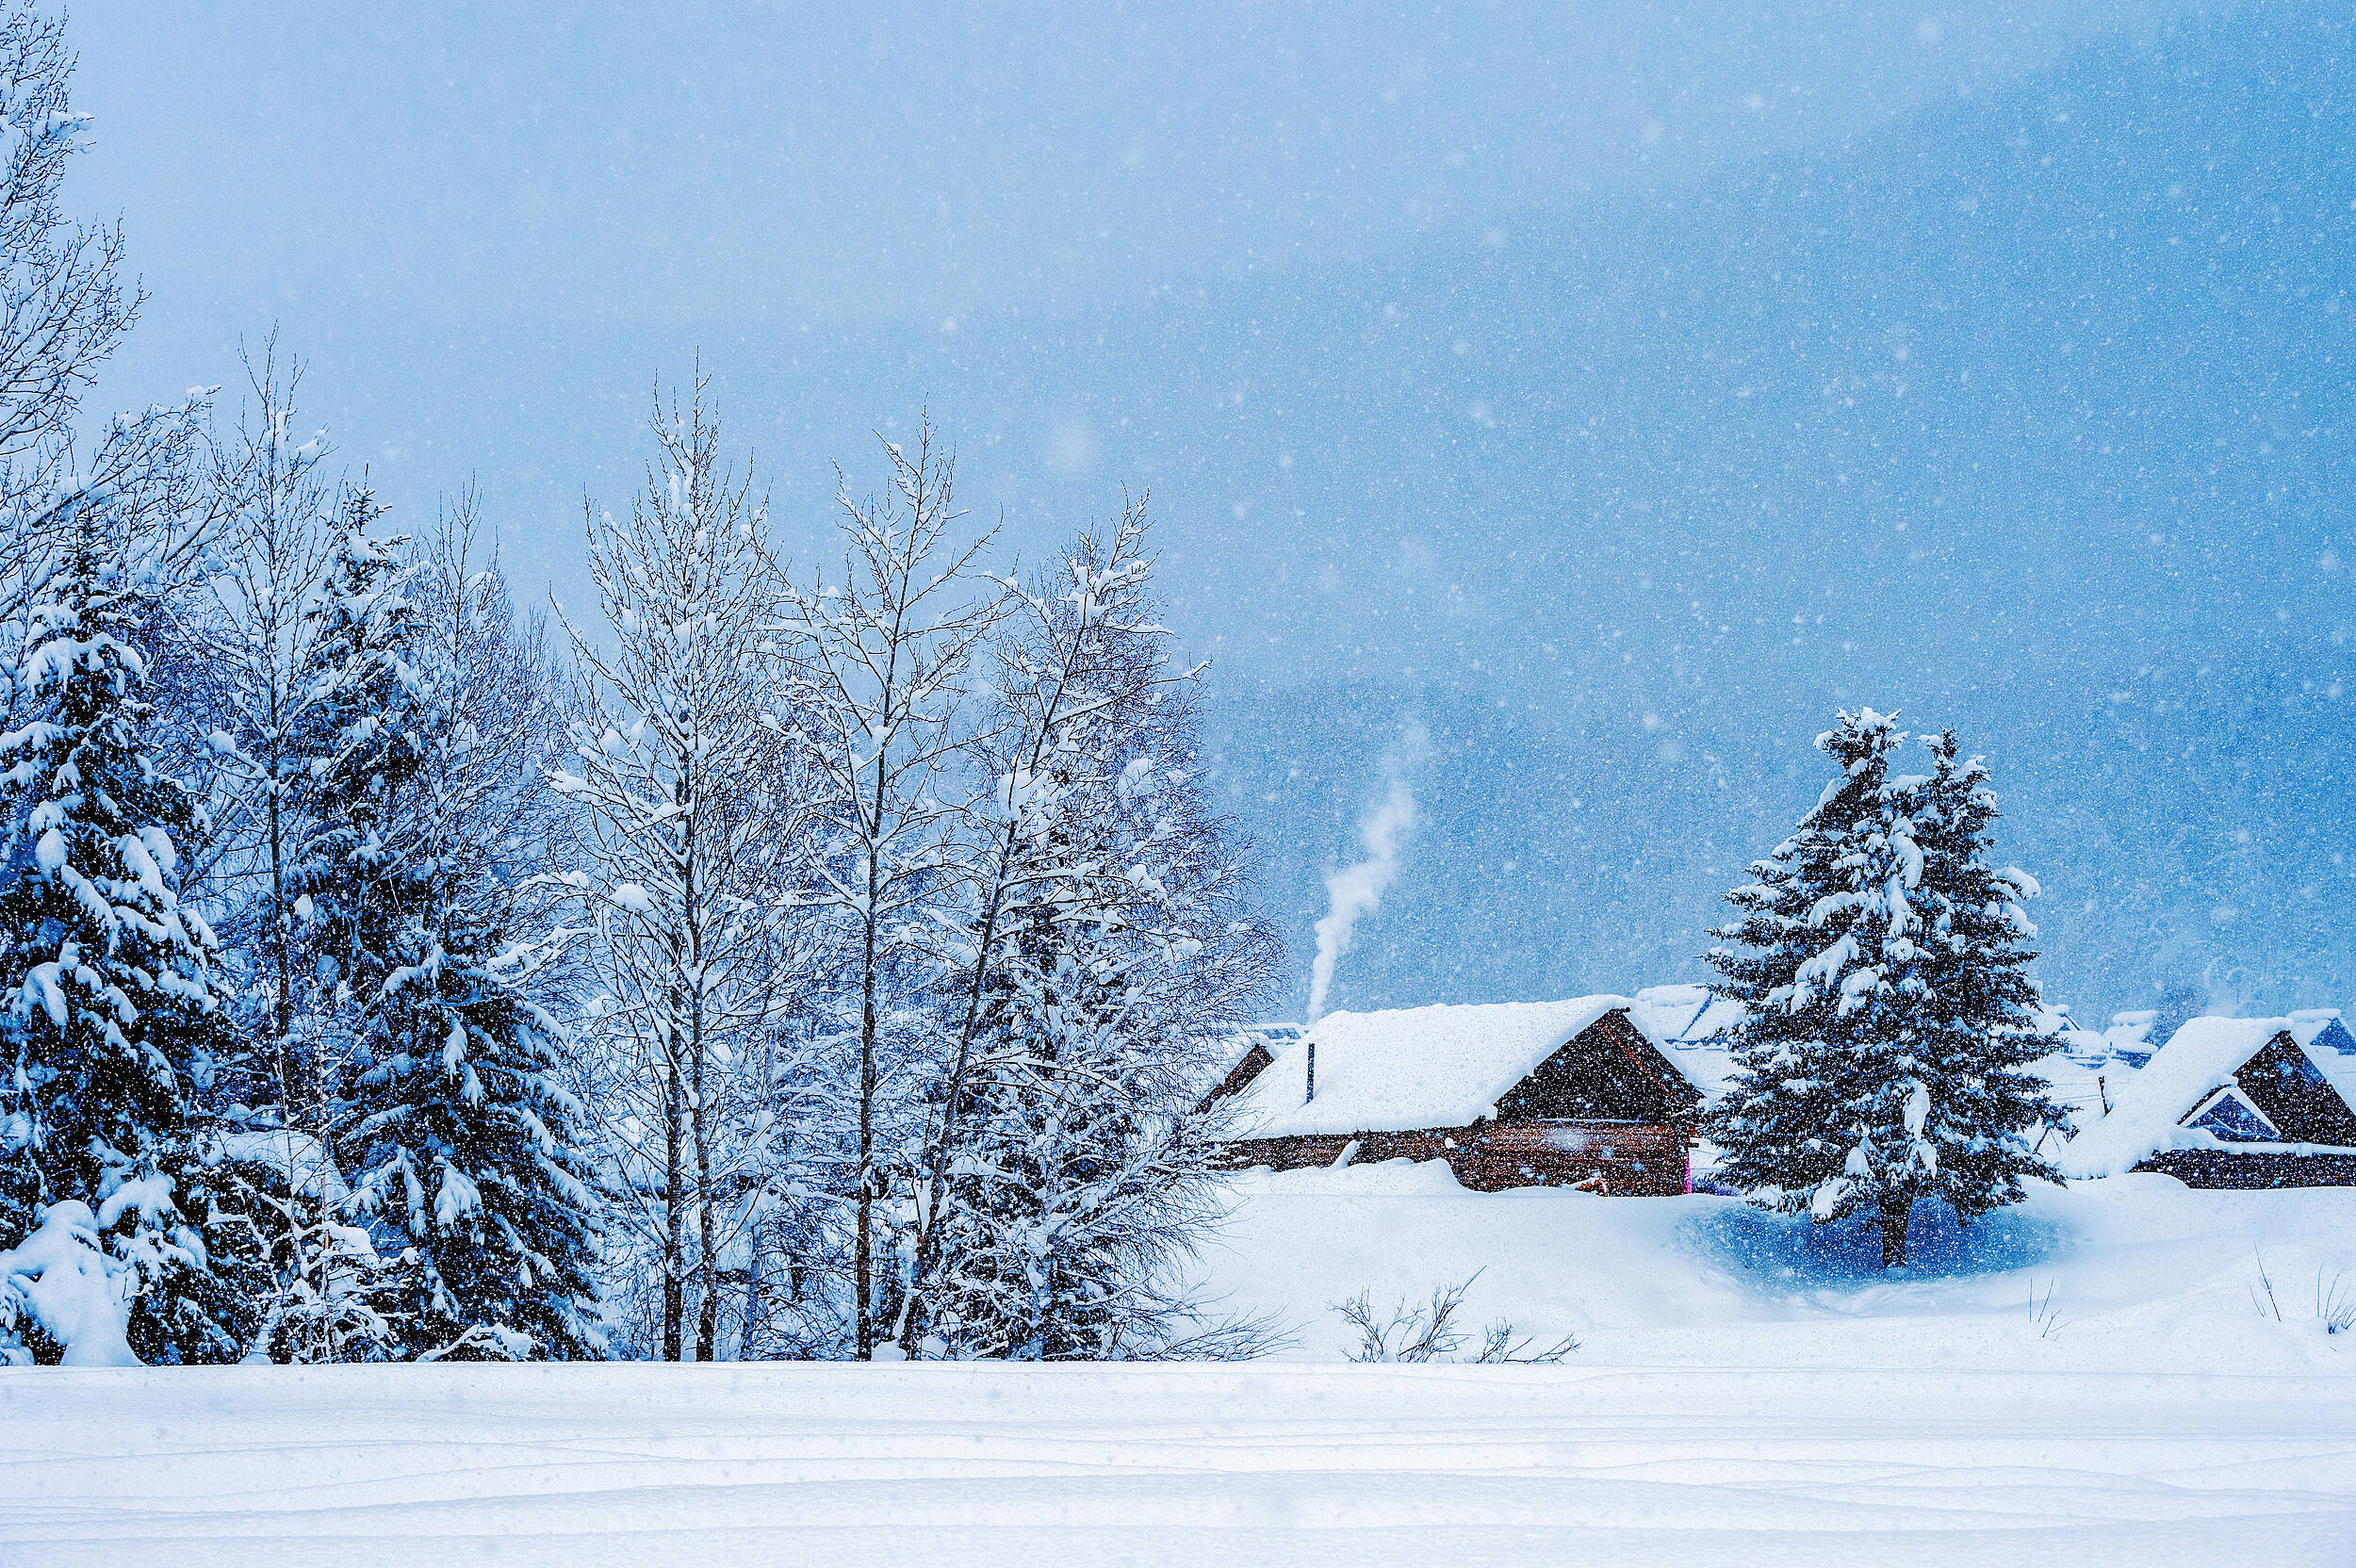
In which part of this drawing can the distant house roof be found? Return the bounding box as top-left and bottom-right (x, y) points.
(2294, 1011), (2356, 1060)
(2059, 1014), (2356, 1178)
(2102, 1009), (2162, 1068)
(1192, 1022), (1304, 1107)
(1627, 985), (1744, 1102)
(1628, 984), (1743, 1045)
(2031, 1049), (2116, 1133)
(1226, 995), (1648, 1139)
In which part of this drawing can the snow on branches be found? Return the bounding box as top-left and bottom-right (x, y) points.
(1706, 709), (2068, 1268)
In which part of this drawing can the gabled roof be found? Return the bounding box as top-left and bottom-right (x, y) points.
(2184, 1085), (2279, 1142)
(2059, 1016), (2356, 1178)
(2103, 1009), (2161, 1067)
(1628, 985), (1744, 1045)
(1225, 995), (1638, 1139)
(2293, 1012), (2356, 1060)
(1628, 985), (1744, 1102)
(1188, 1022), (1302, 1101)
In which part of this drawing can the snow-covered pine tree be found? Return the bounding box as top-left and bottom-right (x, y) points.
(1707, 708), (2065, 1267)
(907, 501), (1280, 1358)
(306, 503), (605, 1360)
(0, 521), (260, 1363)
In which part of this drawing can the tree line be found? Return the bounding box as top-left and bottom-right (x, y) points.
(0, 6), (1277, 1365)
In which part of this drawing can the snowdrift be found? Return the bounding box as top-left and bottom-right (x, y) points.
(1194, 1160), (2356, 1373)
(5, 1164), (2355, 1566)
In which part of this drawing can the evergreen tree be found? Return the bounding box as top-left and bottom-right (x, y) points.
(302, 502), (605, 1360)
(0, 524), (259, 1362)
(289, 490), (422, 1105)
(1707, 709), (2066, 1267)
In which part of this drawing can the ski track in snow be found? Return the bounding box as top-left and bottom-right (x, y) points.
(3, 1361), (2353, 1567)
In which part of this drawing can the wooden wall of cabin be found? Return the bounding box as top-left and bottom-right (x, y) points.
(2138, 1150), (2356, 1188)
(1461, 1121), (1689, 1196)
(1219, 1119), (1692, 1197)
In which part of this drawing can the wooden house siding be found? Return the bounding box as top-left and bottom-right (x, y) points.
(1491, 1010), (1701, 1123)
(1218, 1119), (1691, 1195)
(2225, 1033), (2356, 1146)
(2137, 1149), (2356, 1189)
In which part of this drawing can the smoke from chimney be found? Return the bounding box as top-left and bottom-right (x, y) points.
(1306, 720), (1427, 1022)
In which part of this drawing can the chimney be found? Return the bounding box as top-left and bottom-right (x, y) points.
(1305, 1037), (1316, 1102)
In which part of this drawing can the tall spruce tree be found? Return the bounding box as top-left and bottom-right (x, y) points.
(1707, 709), (2066, 1267)
(302, 501), (605, 1360)
(0, 523), (260, 1362)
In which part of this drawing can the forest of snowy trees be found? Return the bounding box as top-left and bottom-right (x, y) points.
(0, 8), (1279, 1364)
(0, 1), (2111, 1369)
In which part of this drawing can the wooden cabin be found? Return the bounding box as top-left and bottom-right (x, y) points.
(1216, 997), (1704, 1195)
(2060, 1014), (2356, 1188)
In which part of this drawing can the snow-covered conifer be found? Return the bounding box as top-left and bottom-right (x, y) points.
(1707, 709), (2066, 1267)
(0, 523), (258, 1362)
(317, 508), (605, 1360)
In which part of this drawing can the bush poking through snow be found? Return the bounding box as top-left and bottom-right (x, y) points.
(2316, 1270), (2356, 1337)
(1333, 1274), (1577, 1364)
(2252, 1246), (2284, 1323)
(2027, 1278), (2068, 1340)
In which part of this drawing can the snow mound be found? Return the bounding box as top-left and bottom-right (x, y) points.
(1201, 1159), (2356, 1377)
(0, 1202), (137, 1366)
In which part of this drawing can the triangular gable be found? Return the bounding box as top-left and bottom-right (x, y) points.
(1494, 1011), (1706, 1125)
(2230, 1033), (2356, 1148)
(2304, 1018), (2356, 1059)
(2183, 1085), (2280, 1143)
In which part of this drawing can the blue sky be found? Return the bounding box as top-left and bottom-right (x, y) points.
(61, 2), (2352, 1023)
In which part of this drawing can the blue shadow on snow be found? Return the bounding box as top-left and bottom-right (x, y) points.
(1680, 1196), (2077, 1294)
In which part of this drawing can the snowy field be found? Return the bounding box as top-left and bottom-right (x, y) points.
(7, 1168), (2356, 1567)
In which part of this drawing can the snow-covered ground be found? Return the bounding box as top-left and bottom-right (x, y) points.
(5, 1166), (2355, 1566)
(1202, 1161), (2356, 1374)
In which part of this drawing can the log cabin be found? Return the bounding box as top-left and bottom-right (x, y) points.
(2059, 1013), (2356, 1188)
(1214, 996), (1705, 1195)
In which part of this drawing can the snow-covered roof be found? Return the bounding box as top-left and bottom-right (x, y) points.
(2102, 1010), (2161, 1066)
(2030, 1004), (2115, 1069)
(1225, 995), (1634, 1139)
(1628, 984), (1744, 1044)
(2057, 1016), (2356, 1179)
(1626, 985), (1744, 1103)
(1189, 1022), (1305, 1102)
(2031, 1049), (2116, 1132)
